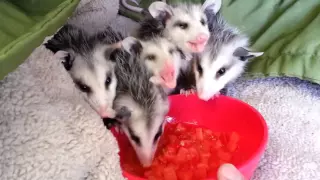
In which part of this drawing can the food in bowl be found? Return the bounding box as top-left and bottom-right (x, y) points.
(113, 94), (268, 180)
(121, 122), (240, 180)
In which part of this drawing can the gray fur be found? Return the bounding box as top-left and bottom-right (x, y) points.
(110, 48), (169, 166)
(204, 11), (245, 63)
(112, 49), (168, 127)
(45, 24), (123, 68)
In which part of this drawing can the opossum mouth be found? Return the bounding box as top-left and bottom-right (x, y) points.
(187, 41), (207, 53)
(163, 80), (177, 89)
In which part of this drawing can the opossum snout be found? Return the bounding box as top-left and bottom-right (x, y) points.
(195, 33), (209, 44)
(159, 60), (176, 88)
(97, 105), (115, 118)
(187, 33), (209, 53)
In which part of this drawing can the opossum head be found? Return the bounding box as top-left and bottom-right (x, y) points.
(194, 36), (263, 101)
(122, 36), (184, 89)
(148, 0), (221, 53)
(44, 25), (121, 118)
(114, 95), (169, 167)
(110, 48), (170, 167)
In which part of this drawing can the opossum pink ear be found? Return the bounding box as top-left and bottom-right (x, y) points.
(202, 0), (222, 14)
(148, 1), (172, 20)
(121, 36), (142, 55)
(233, 47), (264, 61)
(53, 50), (74, 71)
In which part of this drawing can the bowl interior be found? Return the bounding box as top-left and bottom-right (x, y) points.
(113, 94), (268, 179)
(167, 94), (268, 167)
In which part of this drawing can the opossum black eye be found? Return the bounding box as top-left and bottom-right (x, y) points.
(169, 48), (174, 55)
(105, 75), (112, 87)
(196, 61), (203, 76)
(146, 54), (156, 61)
(216, 68), (226, 77)
(128, 127), (141, 146)
(200, 18), (206, 26)
(75, 81), (91, 93)
(174, 21), (188, 30)
(153, 125), (163, 144)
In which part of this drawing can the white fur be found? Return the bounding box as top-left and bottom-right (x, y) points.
(122, 36), (183, 89)
(148, 0), (219, 53)
(195, 38), (250, 101)
(68, 45), (117, 117)
(141, 38), (182, 81)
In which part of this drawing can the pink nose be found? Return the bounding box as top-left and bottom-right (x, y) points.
(98, 106), (109, 118)
(196, 34), (209, 43)
(160, 60), (175, 81)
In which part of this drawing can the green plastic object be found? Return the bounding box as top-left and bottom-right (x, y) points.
(121, 0), (320, 84)
(0, 0), (80, 80)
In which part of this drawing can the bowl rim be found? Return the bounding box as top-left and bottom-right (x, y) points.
(120, 94), (269, 179)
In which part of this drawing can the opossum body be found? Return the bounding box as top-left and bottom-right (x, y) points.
(108, 47), (169, 167)
(121, 36), (185, 89)
(44, 24), (123, 118)
(194, 9), (264, 101)
(135, 0), (221, 54)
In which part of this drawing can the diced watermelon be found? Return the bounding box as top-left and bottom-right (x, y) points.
(175, 147), (188, 164)
(217, 150), (232, 162)
(194, 165), (207, 179)
(163, 166), (177, 180)
(229, 132), (240, 143)
(176, 123), (187, 133)
(168, 135), (178, 144)
(227, 141), (238, 152)
(196, 128), (204, 141)
(177, 170), (193, 180)
(120, 123), (241, 180)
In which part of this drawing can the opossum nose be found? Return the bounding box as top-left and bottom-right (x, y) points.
(196, 33), (209, 43)
(159, 60), (176, 88)
(98, 106), (109, 118)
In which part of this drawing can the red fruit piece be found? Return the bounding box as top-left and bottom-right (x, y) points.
(229, 132), (240, 143)
(168, 135), (178, 144)
(175, 147), (188, 164)
(194, 165), (207, 179)
(196, 128), (204, 141)
(163, 166), (178, 180)
(176, 123), (187, 133)
(177, 170), (193, 180)
(217, 150), (232, 162)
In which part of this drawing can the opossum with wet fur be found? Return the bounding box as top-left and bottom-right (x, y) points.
(135, 0), (222, 55)
(44, 24), (123, 118)
(193, 8), (264, 101)
(106, 46), (169, 167)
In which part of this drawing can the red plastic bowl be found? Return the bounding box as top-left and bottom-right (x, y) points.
(112, 94), (268, 180)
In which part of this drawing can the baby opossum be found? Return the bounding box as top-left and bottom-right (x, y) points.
(194, 7), (264, 101)
(44, 24), (122, 118)
(107, 46), (170, 167)
(135, 0), (221, 54)
(121, 36), (184, 90)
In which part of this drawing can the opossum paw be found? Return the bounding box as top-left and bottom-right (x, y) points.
(180, 89), (196, 96)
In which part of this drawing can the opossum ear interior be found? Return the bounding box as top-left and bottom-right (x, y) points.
(148, 1), (173, 21)
(202, 0), (222, 14)
(233, 47), (264, 61)
(121, 36), (142, 56)
(53, 50), (75, 71)
(115, 106), (132, 122)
